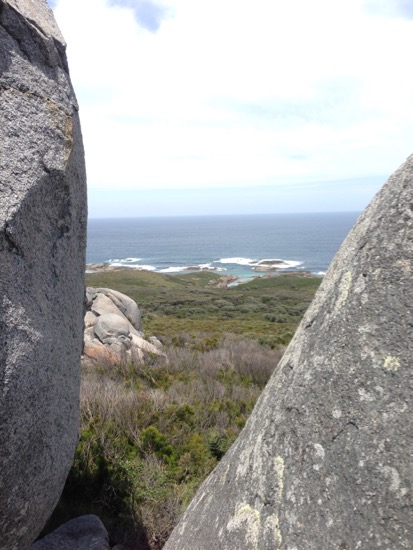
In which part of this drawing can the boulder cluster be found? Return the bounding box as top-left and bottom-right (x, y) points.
(83, 287), (164, 365)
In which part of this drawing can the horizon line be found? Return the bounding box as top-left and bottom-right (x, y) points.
(88, 210), (363, 221)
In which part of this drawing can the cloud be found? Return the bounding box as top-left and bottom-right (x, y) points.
(50, 0), (413, 216)
(108, 0), (171, 32)
(214, 77), (362, 128)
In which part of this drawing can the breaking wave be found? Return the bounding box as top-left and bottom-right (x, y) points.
(215, 257), (303, 270)
(159, 263), (226, 273)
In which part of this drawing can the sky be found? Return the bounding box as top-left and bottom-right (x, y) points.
(48, 0), (413, 218)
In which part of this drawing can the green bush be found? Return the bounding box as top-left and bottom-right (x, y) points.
(48, 333), (283, 548)
(140, 427), (174, 462)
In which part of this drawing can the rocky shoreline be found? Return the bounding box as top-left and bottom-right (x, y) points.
(86, 263), (321, 288)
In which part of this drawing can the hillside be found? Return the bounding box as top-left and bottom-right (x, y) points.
(45, 272), (320, 549)
(85, 270), (321, 348)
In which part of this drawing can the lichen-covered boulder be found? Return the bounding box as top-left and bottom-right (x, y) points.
(165, 156), (413, 549)
(0, 1), (87, 548)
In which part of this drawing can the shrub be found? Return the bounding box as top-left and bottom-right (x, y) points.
(48, 333), (282, 548)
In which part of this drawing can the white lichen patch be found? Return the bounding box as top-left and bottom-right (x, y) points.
(285, 509), (297, 526)
(382, 466), (401, 492)
(274, 456), (285, 501)
(354, 273), (366, 295)
(220, 462), (231, 486)
(395, 258), (411, 275)
(236, 446), (252, 478)
(326, 517), (334, 528)
(265, 513), (282, 547)
(358, 388), (375, 401)
(314, 443), (325, 459)
(383, 356), (401, 371)
(332, 408), (342, 419)
(227, 504), (260, 550)
(333, 270), (352, 315)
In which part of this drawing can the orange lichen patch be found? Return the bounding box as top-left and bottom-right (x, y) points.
(83, 342), (118, 366)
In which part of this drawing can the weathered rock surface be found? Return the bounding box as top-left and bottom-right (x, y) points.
(104, 288), (142, 330)
(0, 1), (87, 548)
(31, 515), (109, 550)
(165, 156), (413, 549)
(83, 287), (164, 365)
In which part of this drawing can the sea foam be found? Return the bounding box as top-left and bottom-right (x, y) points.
(216, 257), (303, 269)
(159, 263), (226, 273)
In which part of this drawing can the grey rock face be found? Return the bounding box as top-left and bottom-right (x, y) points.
(30, 515), (109, 550)
(91, 292), (130, 324)
(0, 1), (87, 548)
(165, 156), (413, 549)
(94, 312), (130, 342)
(101, 287), (142, 331)
(90, 287), (142, 331)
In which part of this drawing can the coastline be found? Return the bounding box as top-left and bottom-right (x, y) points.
(85, 263), (321, 287)
(86, 212), (357, 282)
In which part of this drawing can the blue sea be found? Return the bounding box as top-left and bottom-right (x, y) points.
(86, 212), (360, 280)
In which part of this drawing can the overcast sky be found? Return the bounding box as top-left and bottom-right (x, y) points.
(49, 0), (413, 218)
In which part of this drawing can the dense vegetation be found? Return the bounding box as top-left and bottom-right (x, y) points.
(45, 271), (320, 549)
(84, 270), (320, 348)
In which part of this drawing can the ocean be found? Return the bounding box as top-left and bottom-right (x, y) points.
(86, 212), (360, 280)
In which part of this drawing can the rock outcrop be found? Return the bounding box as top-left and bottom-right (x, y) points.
(165, 156), (413, 549)
(31, 515), (109, 550)
(83, 287), (164, 365)
(0, 1), (87, 548)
